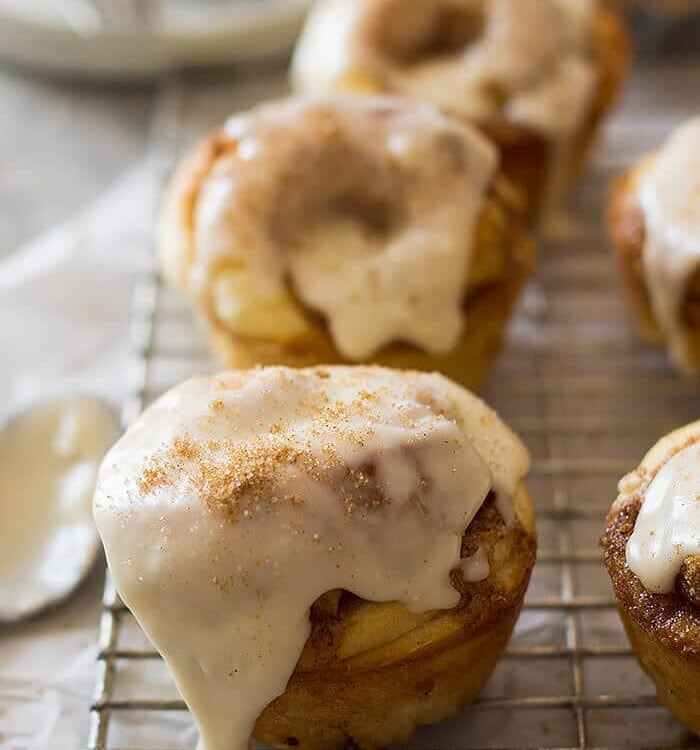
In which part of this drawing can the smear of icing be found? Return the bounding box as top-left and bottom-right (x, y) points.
(627, 440), (700, 593)
(638, 116), (700, 372)
(94, 366), (529, 750)
(460, 546), (490, 582)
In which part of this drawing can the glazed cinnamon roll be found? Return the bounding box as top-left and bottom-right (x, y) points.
(159, 96), (534, 391)
(94, 365), (535, 750)
(602, 421), (700, 736)
(608, 116), (700, 374)
(291, 0), (630, 217)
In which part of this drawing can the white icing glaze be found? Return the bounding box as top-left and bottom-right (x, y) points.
(94, 366), (529, 750)
(460, 546), (490, 582)
(192, 96), (496, 360)
(0, 397), (118, 621)
(638, 116), (700, 372)
(627, 441), (700, 594)
(291, 0), (598, 212)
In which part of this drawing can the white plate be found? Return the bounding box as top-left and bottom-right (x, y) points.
(0, 0), (311, 80)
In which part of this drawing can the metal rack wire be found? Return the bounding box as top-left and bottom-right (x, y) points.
(87, 60), (700, 750)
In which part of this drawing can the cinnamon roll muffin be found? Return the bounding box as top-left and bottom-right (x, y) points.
(291, 0), (630, 217)
(94, 365), (536, 750)
(602, 421), (700, 736)
(159, 96), (535, 391)
(608, 116), (700, 374)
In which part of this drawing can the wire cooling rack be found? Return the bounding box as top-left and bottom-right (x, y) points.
(87, 59), (700, 750)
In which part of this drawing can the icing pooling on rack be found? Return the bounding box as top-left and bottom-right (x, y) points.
(638, 116), (700, 372)
(0, 397), (117, 621)
(192, 96), (497, 360)
(93, 366), (529, 750)
(626, 440), (700, 594)
(291, 0), (598, 212)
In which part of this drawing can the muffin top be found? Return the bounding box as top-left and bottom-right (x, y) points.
(94, 366), (529, 750)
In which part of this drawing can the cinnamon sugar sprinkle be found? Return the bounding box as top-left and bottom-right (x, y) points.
(133, 385), (422, 522)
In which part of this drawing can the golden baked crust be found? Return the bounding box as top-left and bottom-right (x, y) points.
(253, 485), (536, 750)
(608, 159), (700, 367)
(160, 117), (535, 392)
(617, 610), (700, 735)
(601, 425), (700, 735)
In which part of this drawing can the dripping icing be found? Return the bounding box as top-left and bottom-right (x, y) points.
(460, 546), (490, 582)
(93, 366), (529, 750)
(627, 440), (700, 594)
